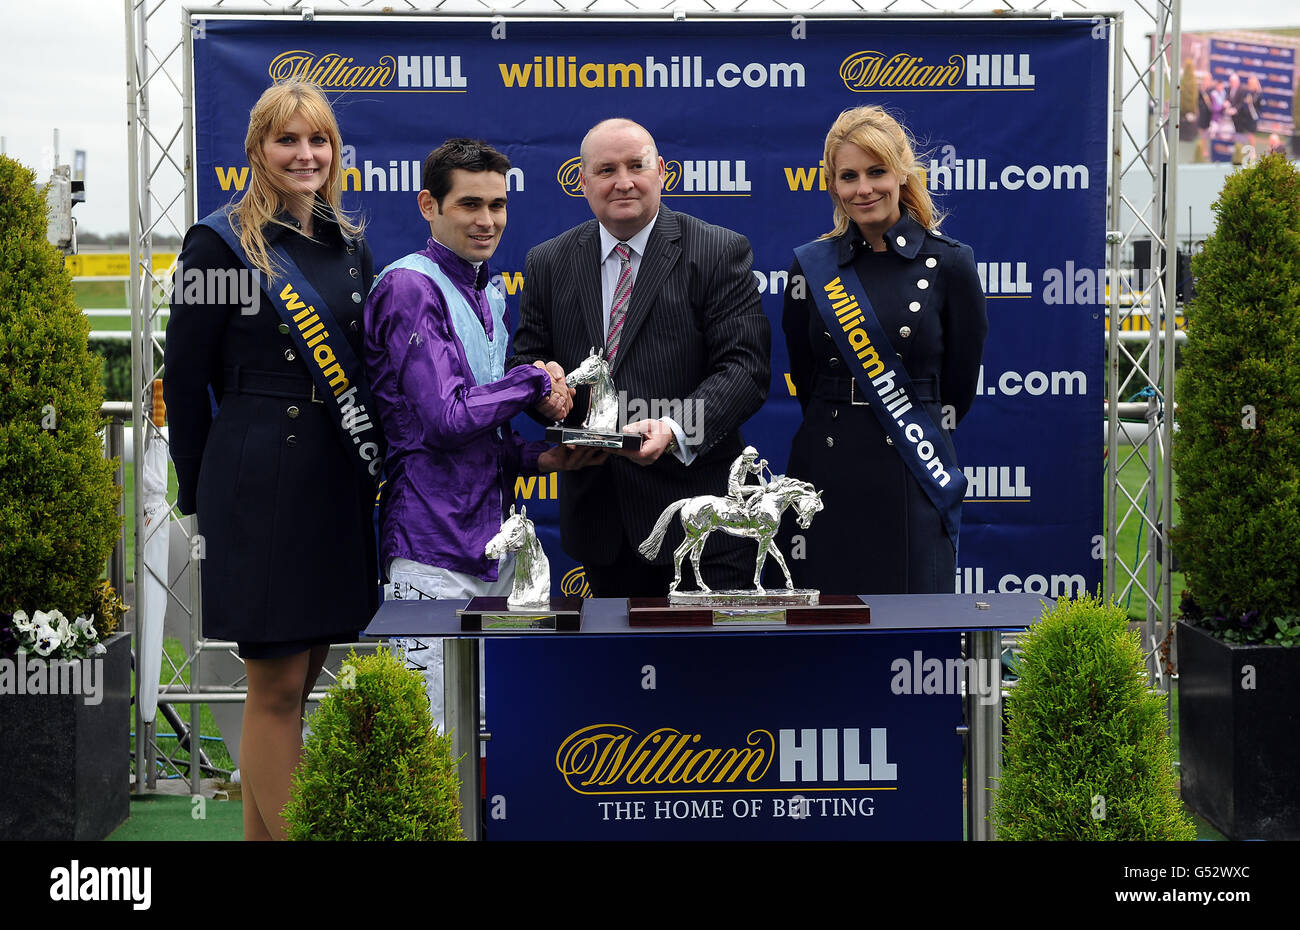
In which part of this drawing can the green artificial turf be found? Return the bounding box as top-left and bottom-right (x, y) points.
(107, 794), (243, 841)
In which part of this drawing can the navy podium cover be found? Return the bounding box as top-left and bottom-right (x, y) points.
(485, 631), (964, 840)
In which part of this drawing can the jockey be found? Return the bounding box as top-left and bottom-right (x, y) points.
(727, 446), (769, 514)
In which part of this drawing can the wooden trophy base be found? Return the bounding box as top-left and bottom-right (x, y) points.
(627, 593), (869, 627)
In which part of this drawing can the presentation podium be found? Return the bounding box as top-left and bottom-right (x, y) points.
(364, 593), (1044, 840)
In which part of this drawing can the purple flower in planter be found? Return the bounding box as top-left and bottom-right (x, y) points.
(1237, 610), (1259, 629)
(0, 622), (17, 659)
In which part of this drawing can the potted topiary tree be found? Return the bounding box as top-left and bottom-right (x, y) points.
(1172, 151), (1300, 839)
(284, 647), (464, 840)
(0, 155), (129, 840)
(991, 594), (1194, 840)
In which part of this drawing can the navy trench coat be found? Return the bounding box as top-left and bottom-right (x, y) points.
(780, 211), (987, 595)
(163, 211), (378, 644)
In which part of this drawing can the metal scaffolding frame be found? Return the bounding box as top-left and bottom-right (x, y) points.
(1103, 0), (1180, 698)
(125, 0), (1179, 796)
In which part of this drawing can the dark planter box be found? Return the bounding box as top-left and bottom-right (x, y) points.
(1178, 621), (1300, 839)
(0, 631), (131, 840)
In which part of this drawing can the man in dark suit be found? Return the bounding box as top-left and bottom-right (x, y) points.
(510, 118), (771, 597)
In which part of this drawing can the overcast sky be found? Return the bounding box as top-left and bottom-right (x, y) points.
(0, 0), (1295, 235)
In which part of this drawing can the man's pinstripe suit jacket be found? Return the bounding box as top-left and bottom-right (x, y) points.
(509, 205), (772, 567)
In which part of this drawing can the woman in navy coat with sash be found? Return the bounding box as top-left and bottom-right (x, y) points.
(164, 80), (377, 840)
(782, 106), (987, 595)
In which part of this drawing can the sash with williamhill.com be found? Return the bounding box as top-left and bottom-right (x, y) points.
(794, 238), (966, 546)
(198, 206), (384, 484)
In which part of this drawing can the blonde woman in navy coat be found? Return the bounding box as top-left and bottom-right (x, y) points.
(782, 107), (987, 594)
(164, 81), (377, 840)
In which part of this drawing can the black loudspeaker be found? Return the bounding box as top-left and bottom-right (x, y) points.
(1131, 241), (1194, 304)
(1177, 249), (1194, 303)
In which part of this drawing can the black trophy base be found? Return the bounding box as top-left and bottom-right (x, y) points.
(458, 596), (583, 632)
(627, 593), (869, 627)
(547, 425), (643, 451)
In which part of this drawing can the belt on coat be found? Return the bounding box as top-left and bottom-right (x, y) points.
(810, 375), (939, 406)
(223, 366), (324, 403)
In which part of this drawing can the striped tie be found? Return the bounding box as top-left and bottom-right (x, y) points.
(605, 242), (632, 363)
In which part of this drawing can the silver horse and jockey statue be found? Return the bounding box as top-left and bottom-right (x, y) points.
(638, 446), (824, 602)
(484, 505), (550, 609)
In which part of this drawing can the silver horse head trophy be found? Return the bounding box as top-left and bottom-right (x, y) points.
(564, 346), (620, 432)
(638, 452), (824, 596)
(484, 505), (551, 609)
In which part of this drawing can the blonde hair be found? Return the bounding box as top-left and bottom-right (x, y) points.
(819, 106), (942, 240)
(230, 79), (363, 278)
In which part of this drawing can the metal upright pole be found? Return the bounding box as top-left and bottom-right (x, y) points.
(444, 638), (482, 840)
(124, 0), (147, 794)
(966, 630), (1001, 841)
(1105, 13), (1125, 608)
(1160, 0), (1182, 718)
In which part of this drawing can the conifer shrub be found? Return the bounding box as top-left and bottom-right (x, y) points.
(0, 155), (121, 617)
(1173, 153), (1300, 639)
(284, 647), (464, 841)
(992, 594), (1195, 840)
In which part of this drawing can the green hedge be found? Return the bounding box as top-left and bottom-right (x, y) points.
(992, 594), (1194, 840)
(284, 648), (464, 841)
(0, 156), (121, 618)
(89, 339), (133, 403)
(1174, 153), (1300, 636)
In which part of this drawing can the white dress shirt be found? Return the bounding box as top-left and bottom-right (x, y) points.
(594, 213), (693, 464)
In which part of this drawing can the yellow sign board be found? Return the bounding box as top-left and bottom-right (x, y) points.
(66, 252), (178, 277)
(1104, 310), (1186, 333)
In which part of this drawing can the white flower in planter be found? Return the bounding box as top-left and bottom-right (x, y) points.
(32, 622), (62, 657)
(51, 611), (74, 646)
(73, 615), (99, 643)
(11, 610), (34, 634)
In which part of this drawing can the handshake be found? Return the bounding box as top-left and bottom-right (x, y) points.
(528, 358), (678, 468)
(531, 360), (575, 421)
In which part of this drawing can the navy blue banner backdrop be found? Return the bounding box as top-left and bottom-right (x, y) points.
(192, 15), (1108, 602)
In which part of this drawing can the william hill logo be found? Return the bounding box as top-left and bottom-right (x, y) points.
(556, 156), (751, 198)
(557, 725), (773, 791)
(267, 50), (466, 90)
(561, 566), (592, 598)
(839, 50), (1035, 91)
(555, 724), (896, 793)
